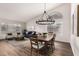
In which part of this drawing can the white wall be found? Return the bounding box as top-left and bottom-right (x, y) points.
(50, 4), (71, 42)
(70, 4), (79, 56)
(0, 18), (26, 34)
(26, 4), (71, 43)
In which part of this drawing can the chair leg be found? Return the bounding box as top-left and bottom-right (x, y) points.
(53, 45), (55, 50)
(50, 44), (54, 52)
(52, 47), (54, 52)
(37, 50), (39, 56)
(31, 48), (32, 56)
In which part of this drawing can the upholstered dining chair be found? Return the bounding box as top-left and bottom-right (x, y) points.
(16, 32), (24, 40)
(30, 37), (45, 56)
(47, 34), (56, 52)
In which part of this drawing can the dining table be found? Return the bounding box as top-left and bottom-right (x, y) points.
(37, 33), (54, 42)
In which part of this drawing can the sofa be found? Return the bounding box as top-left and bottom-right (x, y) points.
(23, 31), (36, 38)
(6, 32), (24, 40)
(6, 33), (14, 40)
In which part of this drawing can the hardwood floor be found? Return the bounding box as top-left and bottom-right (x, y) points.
(0, 40), (73, 56)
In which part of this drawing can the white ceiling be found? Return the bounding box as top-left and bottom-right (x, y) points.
(0, 3), (62, 22)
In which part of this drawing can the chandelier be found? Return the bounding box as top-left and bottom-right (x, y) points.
(36, 3), (55, 25)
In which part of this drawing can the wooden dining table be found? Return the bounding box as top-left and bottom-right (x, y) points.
(37, 33), (54, 42)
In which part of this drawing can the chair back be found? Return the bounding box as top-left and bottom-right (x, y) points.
(50, 34), (56, 44)
(30, 37), (39, 48)
(7, 33), (12, 35)
(51, 34), (56, 40)
(17, 32), (20, 35)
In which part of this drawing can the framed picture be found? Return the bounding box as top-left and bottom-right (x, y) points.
(77, 5), (79, 36)
(72, 14), (74, 34)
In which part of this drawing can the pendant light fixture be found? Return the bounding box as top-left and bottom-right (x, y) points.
(36, 3), (55, 25)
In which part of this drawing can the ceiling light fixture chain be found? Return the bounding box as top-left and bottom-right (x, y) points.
(44, 3), (46, 11)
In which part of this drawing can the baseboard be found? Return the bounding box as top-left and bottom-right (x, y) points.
(55, 40), (70, 44)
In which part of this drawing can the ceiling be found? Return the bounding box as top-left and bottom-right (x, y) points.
(0, 3), (62, 22)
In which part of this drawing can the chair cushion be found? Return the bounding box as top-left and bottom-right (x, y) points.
(32, 43), (44, 49)
(28, 31), (32, 34)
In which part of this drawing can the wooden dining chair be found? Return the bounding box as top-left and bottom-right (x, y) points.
(30, 37), (45, 56)
(47, 34), (56, 52)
